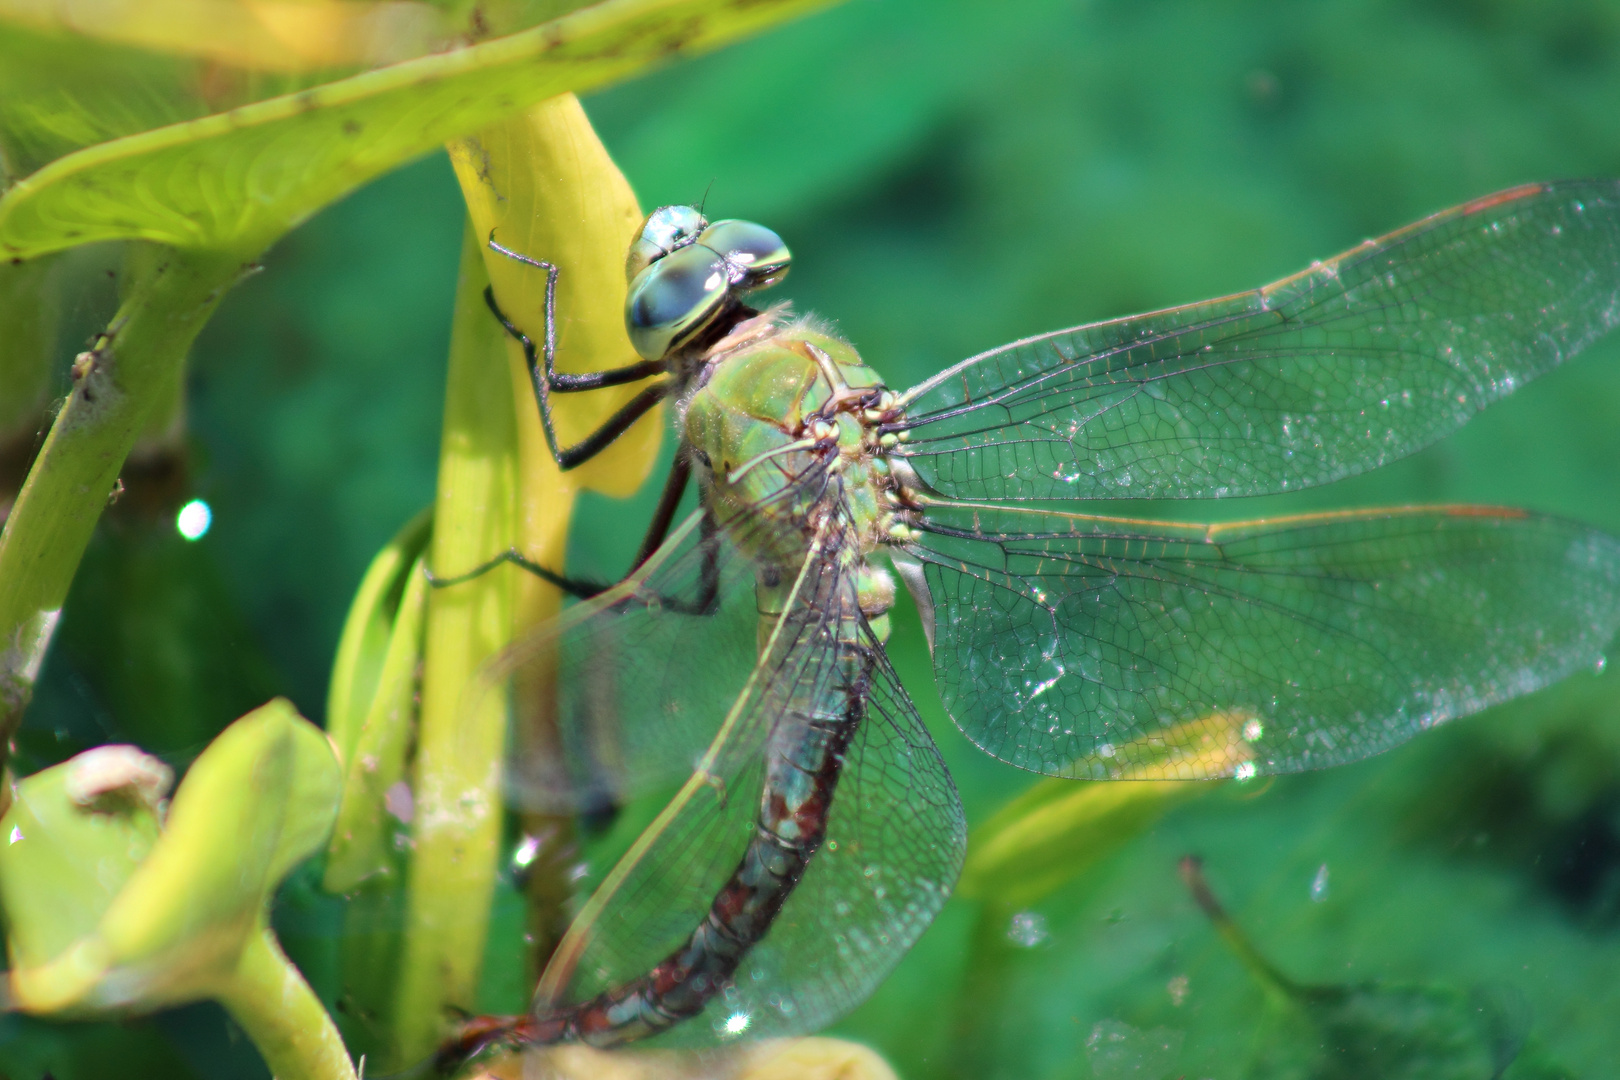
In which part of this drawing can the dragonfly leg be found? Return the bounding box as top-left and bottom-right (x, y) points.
(484, 236), (670, 471)
(423, 549), (609, 599)
(424, 463), (721, 614)
(630, 451), (692, 571)
(424, 450), (699, 598)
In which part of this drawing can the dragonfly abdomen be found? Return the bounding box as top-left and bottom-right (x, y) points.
(533, 629), (874, 1049)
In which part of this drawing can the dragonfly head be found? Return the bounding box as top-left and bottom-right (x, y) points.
(624, 206), (792, 361)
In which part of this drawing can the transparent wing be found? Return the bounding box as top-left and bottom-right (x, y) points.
(683, 627), (963, 1045)
(904, 503), (1620, 778)
(892, 181), (1620, 500)
(535, 533), (962, 1048)
(479, 510), (762, 816)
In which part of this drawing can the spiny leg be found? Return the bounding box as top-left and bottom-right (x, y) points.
(484, 236), (669, 473)
(448, 512), (719, 615)
(451, 236), (676, 595)
(424, 449), (701, 599)
(630, 451), (692, 571)
(423, 549), (607, 599)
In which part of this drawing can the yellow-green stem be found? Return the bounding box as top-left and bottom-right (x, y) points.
(0, 242), (246, 762)
(216, 928), (358, 1080)
(389, 225), (516, 1068)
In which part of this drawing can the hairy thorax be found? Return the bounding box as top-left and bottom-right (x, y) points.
(681, 311), (915, 639)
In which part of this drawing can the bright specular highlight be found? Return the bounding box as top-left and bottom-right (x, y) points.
(176, 499), (212, 541)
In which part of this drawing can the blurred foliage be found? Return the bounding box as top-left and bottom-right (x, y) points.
(0, 703), (351, 1078)
(1177, 855), (1568, 1079)
(9, 0), (1620, 1077)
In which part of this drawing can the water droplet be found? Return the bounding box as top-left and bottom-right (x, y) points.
(719, 1011), (751, 1038)
(1007, 911), (1048, 948)
(1595, 655), (1609, 675)
(1233, 762), (1258, 781)
(1310, 863), (1330, 902)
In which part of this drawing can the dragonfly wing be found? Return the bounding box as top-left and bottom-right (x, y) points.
(713, 625), (963, 1041)
(905, 503), (1620, 777)
(535, 537), (962, 1047)
(893, 181), (1620, 501)
(478, 509), (764, 816)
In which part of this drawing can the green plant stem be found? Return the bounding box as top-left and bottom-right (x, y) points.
(1179, 855), (1302, 1003)
(216, 927), (358, 1080)
(389, 225), (515, 1068)
(0, 242), (246, 765)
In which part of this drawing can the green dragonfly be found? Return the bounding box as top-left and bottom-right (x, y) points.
(440, 181), (1620, 1066)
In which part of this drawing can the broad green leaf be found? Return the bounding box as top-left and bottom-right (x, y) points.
(0, 23), (222, 181)
(0, 0), (842, 259)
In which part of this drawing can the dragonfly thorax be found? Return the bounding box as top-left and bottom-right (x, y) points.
(683, 314), (910, 633)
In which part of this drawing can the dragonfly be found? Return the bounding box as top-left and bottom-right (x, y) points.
(438, 180), (1620, 1068)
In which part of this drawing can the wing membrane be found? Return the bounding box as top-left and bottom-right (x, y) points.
(893, 181), (1620, 500)
(905, 503), (1620, 777)
(535, 531), (963, 1047)
(476, 509), (761, 816)
(705, 628), (962, 1043)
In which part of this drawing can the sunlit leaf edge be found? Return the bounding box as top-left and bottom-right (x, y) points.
(0, 0), (840, 258)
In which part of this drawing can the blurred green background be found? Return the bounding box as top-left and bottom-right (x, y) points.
(12, 0), (1620, 1076)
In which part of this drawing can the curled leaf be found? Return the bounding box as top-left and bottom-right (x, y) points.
(961, 778), (1204, 907)
(324, 548), (431, 893)
(0, 698), (340, 1014)
(325, 507), (431, 765)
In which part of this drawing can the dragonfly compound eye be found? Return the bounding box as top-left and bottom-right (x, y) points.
(697, 219), (791, 290)
(625, 205), (708, 282)
(625, 242), (732, 361)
